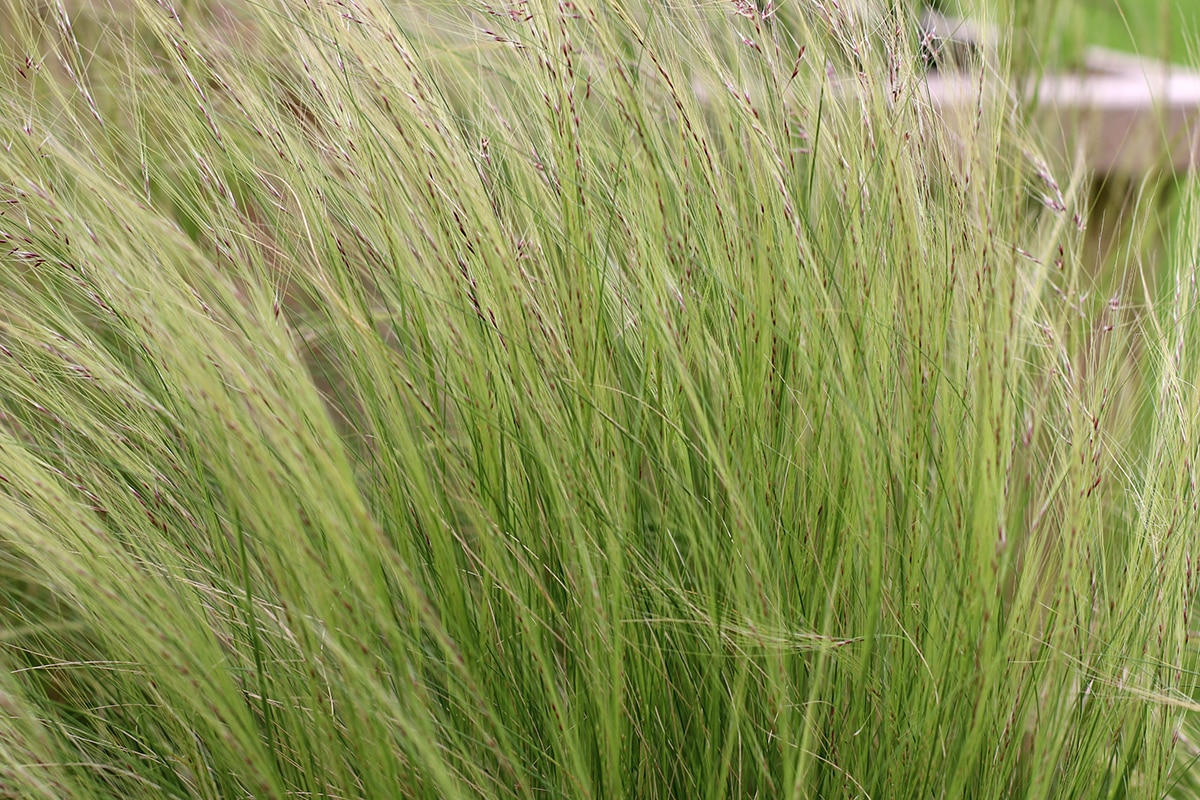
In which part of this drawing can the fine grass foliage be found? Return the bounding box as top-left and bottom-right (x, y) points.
(0, 0), (1199, 797)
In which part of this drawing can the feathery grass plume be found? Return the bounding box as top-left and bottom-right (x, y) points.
(0, 0), (1197, 797)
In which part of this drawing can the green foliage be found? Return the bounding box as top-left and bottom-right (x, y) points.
(1064, 0), (1200, 64)
(0, 0), (1197, 797)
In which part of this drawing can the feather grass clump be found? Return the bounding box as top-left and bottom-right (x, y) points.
(0, 0), (1199, 797)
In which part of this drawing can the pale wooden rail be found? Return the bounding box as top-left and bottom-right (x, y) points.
(925, 44), (1200, 176)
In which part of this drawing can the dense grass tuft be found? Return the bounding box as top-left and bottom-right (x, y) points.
(0, 0), (1199, 797)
